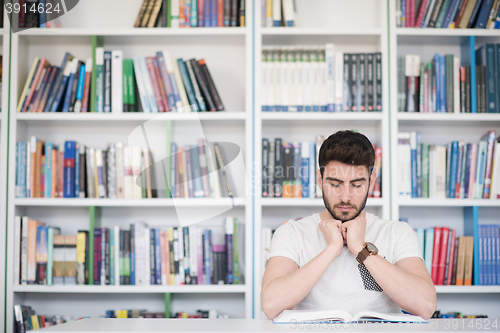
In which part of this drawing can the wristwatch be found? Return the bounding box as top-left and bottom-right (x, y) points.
(356, 242), (378, 264)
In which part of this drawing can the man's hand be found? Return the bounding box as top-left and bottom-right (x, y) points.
(318, 219), (344, 259)
(341, 215), (367, 256)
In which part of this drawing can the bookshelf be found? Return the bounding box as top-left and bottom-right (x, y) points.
(253, 0), (390, 319)
(389, 0), (500, 318)
(0, 8), (11, 331)
(4, 0), (253, 330)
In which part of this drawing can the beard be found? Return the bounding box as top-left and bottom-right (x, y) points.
(322, 185), (370, 223)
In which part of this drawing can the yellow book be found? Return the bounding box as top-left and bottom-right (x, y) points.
(117, 310), (128, 318)
(464, 236), (474, 285)
(266, 0), (273, 27)
(76, 231), (86, 285)
(17, 57), (40, 113)
(31, 315), (40, 330)
(455, 236), (467, 285)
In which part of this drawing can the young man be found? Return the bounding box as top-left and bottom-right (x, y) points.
(261, 130), (436, 320)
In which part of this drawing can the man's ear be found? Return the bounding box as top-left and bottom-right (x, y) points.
(316, 169), (322, 189)
(369, 167), (377, 193)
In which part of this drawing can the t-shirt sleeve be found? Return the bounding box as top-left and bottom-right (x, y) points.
(266, 221), (301, 267)
(392, 222), (424, 264)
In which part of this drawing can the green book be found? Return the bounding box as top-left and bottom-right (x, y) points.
(435, 0), (453, 28)
(445, 54), (454, 113)
(164, 293), (171, 318)
(89, 206), (101, 285)
(166, 0), (172, 27)
(90, 36), (103, 112)
(122, 59), (129, 112)
(128, 60), (137, 111)
(421, 143), (430, 198)
(233, 219), (239, 284)
(47, 227), (54, 285)
(95, 47), (104, 113)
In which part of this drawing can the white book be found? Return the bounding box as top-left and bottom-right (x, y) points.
(115, 143), (125, 199)
(132, 57), (151, 113)
(295, 48), (304, 111)
(144, 228), (151, 285)
(325, 44), (335, 112)
(95, 150), (106, 198)
(273, 309), (427, 324)
(490, 142), (500, 199)
(131, 146), (143, 199)
(280, 47), (289, 111)
(171, 0), (180, 28)
(288, 47), (297, 112)
(181, 149), (189, 198)
(123, 146), (133, 199)
(261, 49), (269, 111)
(334, 51), (344, 112)
(266, 49), (275, 110)
(398, 132), (411, 199)
(163, 51), (184, 111)
(261, 228), (272, 277)
(273, 48), (282, 111)
(140, 57), (159, 113)
(134, 222), (146, 285)
(207, 142), (222, 198)
(14, 216), (22, 285)
(282, 0), (295, 26)
(311, 48), (321, 111)
(272, 0), (281, 26)
(189, 227), (198, 280)
(86, 147), (95, 198)
(172, 60), (190, 109)
(429, 145), (436, 198)
(453, 57), (460, 113)
(112, 50), (123, 113)
(303, 49), (312, 111)
(114, 225), (120, 286)
(21, 217), (29, 284)
(319, 47), (328, 112)
(30, 137), (37, 197)
(436, 146), (447, 198)
(26, 141), (31, 198)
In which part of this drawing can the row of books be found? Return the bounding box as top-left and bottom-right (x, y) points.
(397, 131), (500, 199)
(15, 138), (234, 199)
(17, 49), (224, 113)
(396, 0), (500, 29)
(261, 0), (297, 27)
(399, 47), (500, 113)
(135, 0), (246, 28)
(261, 46), (383, 112)
(105, 309), (225, 318)
(14, 216), (245, 286)
(432, 310), (488, 318)
(261, 136), (383, 198)
(17, 0), (62, 29)
(414, 225), (500, 286)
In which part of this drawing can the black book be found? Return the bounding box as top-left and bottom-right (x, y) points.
(25, 0), (39, 27)
(150, 228), (156, 285)
(375, 52), (382, 111)
(465, 66), (471, 113)
(239, 0), (245, 26)
(224, 0), (231, 26)
(199, 59), (225, 111)
(103, 51), (112, 113)
(366, 53), (374, 111)
(274, 138), (283, 197)
(350, 54), (358, 111)
(79, 145), (86, 198)
(119, 229), (125, 285)
(428, 0), (444, 27)
(130, 224), (135, 284)
(480, 65), (487, 113)
(68, 61), (82, 112)
(123, 230), (130, 285)
(230, 0), (238, 26)
(190, 59), (216, 111)
(476, 65), (482, 113)
(445, 55), (454, 113)
(358, 53), (366, 112)
(169, 233), (175, 284)
(262, 139), (269, 197)
(343, 54), (351, 111)
(283, 144), (293, 197)
(160, 0), (168, 27)
(82, 229), (89, 285)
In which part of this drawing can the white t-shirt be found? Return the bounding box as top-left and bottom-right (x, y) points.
(266, 212), (423, 315)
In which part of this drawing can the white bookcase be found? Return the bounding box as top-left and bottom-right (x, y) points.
(5, 1), (253, 331)
(389, 0), (500, 318)
(0, 9), (12, 332)
(253, 0), (390, 319)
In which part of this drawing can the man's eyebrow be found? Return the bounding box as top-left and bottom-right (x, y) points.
(325, 177), (367, 183)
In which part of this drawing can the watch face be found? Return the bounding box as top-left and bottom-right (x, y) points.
(366, 242), (378, 253)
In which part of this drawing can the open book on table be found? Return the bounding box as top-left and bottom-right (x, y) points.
(272, 309), (429, 324)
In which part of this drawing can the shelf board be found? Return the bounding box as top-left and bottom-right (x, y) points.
(261, 112), (384, 126)
(12, 284), (248, 294)
(261, 198), (384, 207)
(15, 112), (247, 126)
(14, 198), (246, 207)
(398, 112), (500, 124)
(435, 286), (500, 293)
(398, 198), (499, 207)
(261, 27), (382, 36)
(396, 28), (500, 37)
(16, 27), (248, 37)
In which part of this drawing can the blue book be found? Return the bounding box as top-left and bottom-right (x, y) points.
(416, 132), (422, 198)
(440, 55), (446, 112)
(39, 0), (47, 28)
(434, 54), (441, 112)
(94, 228), (102, 285)
(449, 141), (459, 198)
(177, 59), (198, 111)
(140, 57), (158, 113)
(497, 45), (500, 113)
(463, 143), (473, 198)
(75, 64), (86, 102)
(156, 52), (177, 111)
(468, 0), (485, 27)
(479, 225), (485, 285)
(16, 142), (27, 198)
(50, 64), (71, 112)
(424, 228), (434, 275)
(204, 0), (210, 28)
(190, 145), (204, 198)
(475, 140), (488, 198)
(487, 225), (493, 285)
(494, 225), (500, 285)
(495, 9), (500, 28)
(170, 142), (177, 198)
(301, 143), (309, 198)
(410, 132), (418, 198)
(477, 45), (497, 113)
(63, 141), (76, 198)
(155, 229), (162, 285)
(463, 206), (479, 285)
(475, 0), (494, 27)
(109, 228), (115, 285)
(204, 229), (211, 284)
(45, 142), (53, 198)
(225, 225), (233, 284)
(401, 0), (406, 27)
(47, 53), (74, 112)
(62, 61), (77, 112)
(446, 142), (452, 197)
(443, 0), (461, 27)
(210, 0), (217, 27)
(130, 224), (136, 285)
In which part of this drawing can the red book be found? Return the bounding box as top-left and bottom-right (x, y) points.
(153, 58), (170, 112)
(409, 0), (416, 27)
(415, 0), (428, 27)
(217, 0), (224, 26)
(198, 0), (204, 26)
(446, 229), (457, 285)
(58, 149), (64, 198)
(431, 227), (442, 285)
(81, 63), (92, 112)
(437, 227), (450, 285)
(145, 57), (166, 112)
(19, 0), (25, 28)
(23, 58), (49, 112)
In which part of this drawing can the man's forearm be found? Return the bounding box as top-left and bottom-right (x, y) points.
(262, 246), (339, 319)
(363, 255), (436, 319)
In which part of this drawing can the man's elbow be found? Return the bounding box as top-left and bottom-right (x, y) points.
(261, 296), (281, 320)
(419, 295), (437, 320)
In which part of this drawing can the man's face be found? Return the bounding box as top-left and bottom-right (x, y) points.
(318, 161), (375, 222)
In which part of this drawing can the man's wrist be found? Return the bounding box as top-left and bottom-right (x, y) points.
(324, 244), (342, 260)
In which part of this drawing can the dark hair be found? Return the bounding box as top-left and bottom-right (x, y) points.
(318, 130), (375, 177)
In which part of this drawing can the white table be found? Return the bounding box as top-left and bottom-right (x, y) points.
(39, 318), (500, 332)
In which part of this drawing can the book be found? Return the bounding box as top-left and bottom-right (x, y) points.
(272, 309), (428, 324)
